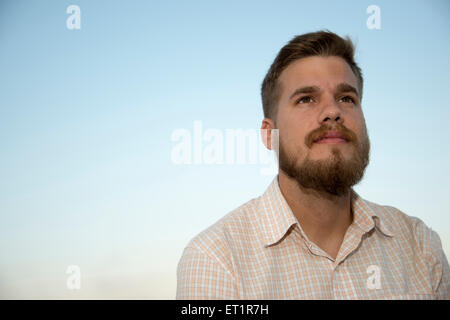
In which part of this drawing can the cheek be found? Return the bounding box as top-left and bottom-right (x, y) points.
(280, 122), (307, 147)
(346, 112), (367, 137)
(356, 119), (369, 141)
(277, 110), (311, 151)
(279, 127), (309, 161)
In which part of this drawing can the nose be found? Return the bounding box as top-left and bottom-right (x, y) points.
(318, 98), (343, 125)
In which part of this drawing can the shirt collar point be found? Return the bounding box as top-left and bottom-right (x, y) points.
(352, 190), (395, 238)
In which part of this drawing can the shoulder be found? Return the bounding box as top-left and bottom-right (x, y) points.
(364, 198), (449, 297)
(181, 196), (261, 271)
(363, 199), (442, 255)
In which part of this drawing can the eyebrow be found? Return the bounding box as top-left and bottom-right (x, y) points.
(289, 86), (321, 100)
(288, 83), (360, 100)
(336, 83), (359, 98)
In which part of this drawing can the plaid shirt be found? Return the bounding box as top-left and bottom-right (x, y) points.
(177, 176), (450, 299)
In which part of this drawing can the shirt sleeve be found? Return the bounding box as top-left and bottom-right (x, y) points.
(426, 229), (450, 300)
(416, 221), (450, 300)
(176, 245), (238, 300)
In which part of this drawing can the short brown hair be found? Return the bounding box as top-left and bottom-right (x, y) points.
(261, 30), (363, 120)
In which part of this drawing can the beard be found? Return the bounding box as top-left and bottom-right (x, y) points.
(278, 123), (370, 197)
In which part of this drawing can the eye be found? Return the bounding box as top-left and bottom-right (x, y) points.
(296, 96), (314, 104)
(339, 96), (356, 104)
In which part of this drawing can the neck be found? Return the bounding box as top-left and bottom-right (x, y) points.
(278, 171), (353, 259)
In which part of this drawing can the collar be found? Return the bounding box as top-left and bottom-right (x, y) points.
(351, 190), (395, 238)
(258, 176), (394, 248)
(258, 176), (299, 247)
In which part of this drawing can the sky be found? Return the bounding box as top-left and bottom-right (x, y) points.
(0, 0), (449, 299)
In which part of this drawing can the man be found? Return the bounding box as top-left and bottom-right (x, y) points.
(176, 31), (450, 299)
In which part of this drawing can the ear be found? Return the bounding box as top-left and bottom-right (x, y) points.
(261, 118), (275, 150)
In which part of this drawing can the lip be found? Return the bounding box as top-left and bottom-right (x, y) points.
(315, 137), (348, 144)
(314, 131), (349, 144)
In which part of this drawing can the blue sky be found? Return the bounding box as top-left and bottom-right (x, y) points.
(0, 0), (449, 298)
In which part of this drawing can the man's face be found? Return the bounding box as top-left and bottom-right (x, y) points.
(274, 56), (370, 196)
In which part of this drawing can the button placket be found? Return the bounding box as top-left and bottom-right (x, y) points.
(331, 264), (340, 299)
(333, 263), (359, 300)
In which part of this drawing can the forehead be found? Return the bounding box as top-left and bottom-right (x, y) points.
(279, 56), (358, 96)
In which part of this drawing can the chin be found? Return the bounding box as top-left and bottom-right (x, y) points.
(312, 148), (353, 160)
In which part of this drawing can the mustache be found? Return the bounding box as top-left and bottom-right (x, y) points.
(305, 123), (358, 148)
